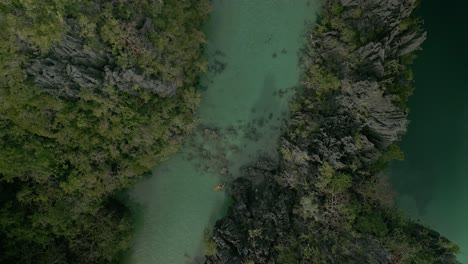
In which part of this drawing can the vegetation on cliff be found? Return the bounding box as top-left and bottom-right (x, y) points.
(206, 0), (459, 263)
(0, 0), (210, 263)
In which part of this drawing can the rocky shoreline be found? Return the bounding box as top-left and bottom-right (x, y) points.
(205, 0), (459, 263)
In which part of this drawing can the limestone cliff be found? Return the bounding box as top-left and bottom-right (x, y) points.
(26, 19), (177, 99)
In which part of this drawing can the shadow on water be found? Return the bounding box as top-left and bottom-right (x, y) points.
(246, 72), (296, 158)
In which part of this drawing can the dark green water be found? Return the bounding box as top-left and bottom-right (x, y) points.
(390, 1), (468, 262)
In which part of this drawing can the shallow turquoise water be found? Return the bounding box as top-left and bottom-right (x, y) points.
(390, 0), (468, 262)
(126, 1), (320, 263)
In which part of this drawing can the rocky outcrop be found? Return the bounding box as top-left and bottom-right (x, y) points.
(339, 80), (408, 149)
(26, 24), (176, 98)
(104, 67), (177, 97)
(207, 171), (296, 264)
(357, 42), (385, 78)
(26, 35), (108, 98)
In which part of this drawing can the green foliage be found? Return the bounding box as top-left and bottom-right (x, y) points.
(331, 2), (345, 16)
(400, 16), (424, 33)
(315, 162), (336, 192)
(341, 26), (359, 46)
(372, 144), (404, 171)
(298, 196), (319, 219)
(316, 162), (352, 195)
(0, 0), (68, 52)
(0, 0), (210, 263)
(203, 229), (218, 257)
(355, 210), (389, 237)
(381, 58), (416, 109)
(276, 244), (300, 264)
(353, 7), (363, 18)
(306, 65), (341, 102)
(248, 228), (263, 239)
(329, 173), (353, 194)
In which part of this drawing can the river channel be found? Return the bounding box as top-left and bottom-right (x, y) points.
(125, 1), (320, 263)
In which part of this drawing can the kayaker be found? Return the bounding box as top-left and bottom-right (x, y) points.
(213, 184), (225, 191)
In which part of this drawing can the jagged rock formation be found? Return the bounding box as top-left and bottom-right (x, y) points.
(26, 35), (109, 98)
(339, 80), (408, 149)
(338, 0), (427, 58)
(205, 0), (459, 263)
(26, 20), (177, 99)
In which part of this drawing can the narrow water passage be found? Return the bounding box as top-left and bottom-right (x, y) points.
(126, 1), (320, 263)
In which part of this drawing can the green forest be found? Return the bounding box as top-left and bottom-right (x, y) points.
(0, 0), (210, 263)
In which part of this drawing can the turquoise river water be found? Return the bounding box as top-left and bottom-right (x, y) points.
(390, 0), (468, 262)
(125, 1), (320, 263)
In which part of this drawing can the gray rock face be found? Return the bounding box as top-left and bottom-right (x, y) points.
(26, 33), (176, 98)
(357, 42), (385, 78)
(104, 67), (176, 97)
(338, 80), (408, 149)
(340, 0), (411, 30)
(338, 0), (426, 67)
(399, 30), (427, 56)
(26, 35), (108, 98)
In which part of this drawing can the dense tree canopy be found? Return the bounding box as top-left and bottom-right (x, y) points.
(0, 0), (210, 263)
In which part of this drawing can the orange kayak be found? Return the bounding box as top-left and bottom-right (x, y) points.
(213, 184), (225, 191)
